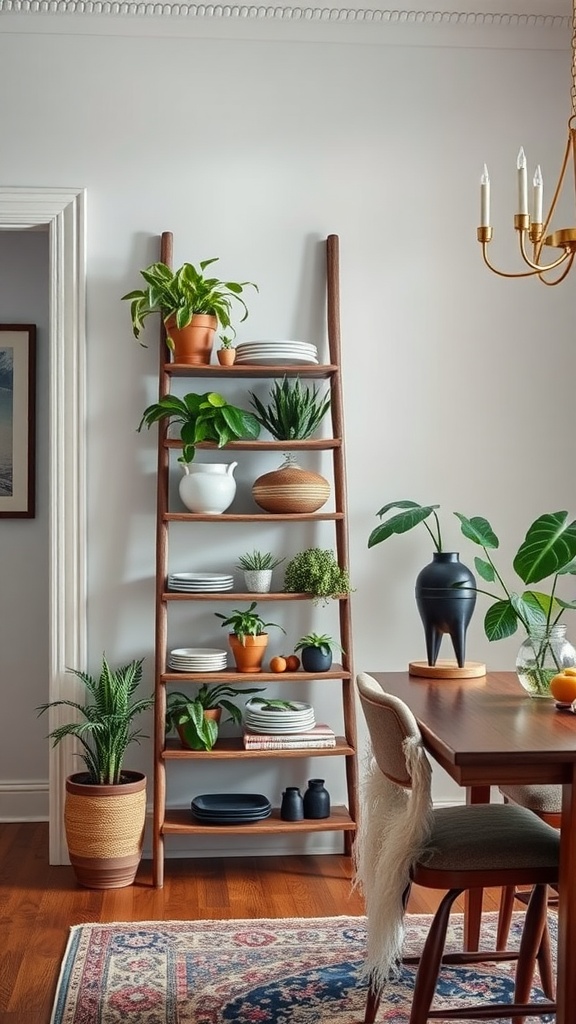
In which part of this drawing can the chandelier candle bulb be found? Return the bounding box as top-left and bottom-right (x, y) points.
(480, 164), (491, 226)
(517, 147), (528, 215)
(533, 164), (543, 224)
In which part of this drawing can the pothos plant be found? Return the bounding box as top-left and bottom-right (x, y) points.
(137, 391), (261, 464)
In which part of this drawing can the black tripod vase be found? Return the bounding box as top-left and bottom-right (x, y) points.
(415, 552), (477, 668)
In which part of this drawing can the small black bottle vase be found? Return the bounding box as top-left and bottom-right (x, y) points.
(303, 779), (330, 819)
(415, 551), (477, 668)
(280, 787), (304, 821)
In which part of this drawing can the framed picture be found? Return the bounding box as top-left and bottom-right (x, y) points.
(0, 325), (36, 518)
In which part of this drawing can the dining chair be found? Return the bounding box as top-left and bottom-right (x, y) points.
(354, 672), (559, 1024)
(496, 783), (561, 952)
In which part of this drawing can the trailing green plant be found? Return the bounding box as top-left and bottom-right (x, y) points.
(122, 259), (258, 347)
(368, 500), (444, 552)
(294, 632), (344, 656)
(137, 391), (261, 464)
(235, 550), (284, 572)
(165, 683), (264, 751)
(248, 376), (331, 441)
(283, 548), (352, 604)
(36, 655), (153, 785)
(214, 601), (286, 645)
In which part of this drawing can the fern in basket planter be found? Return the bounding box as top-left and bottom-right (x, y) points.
(36, 655), (153, 889)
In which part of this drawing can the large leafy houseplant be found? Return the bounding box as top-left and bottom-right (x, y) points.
(37, 655), (152, 785)
(138, 391), (261, 464)
(166, 683), (264, 751)
(122, 259), (258, 347)
(368, 500), (445, 551)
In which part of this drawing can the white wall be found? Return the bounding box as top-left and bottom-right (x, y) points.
(0, 3), (574, 852)
(0, 230), (50, 819)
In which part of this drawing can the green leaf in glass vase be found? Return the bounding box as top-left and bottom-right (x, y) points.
(513, 511), (576, 585)
(484, 600), (518, 641)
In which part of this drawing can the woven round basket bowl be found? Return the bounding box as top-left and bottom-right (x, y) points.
(252, 461), (330, 514)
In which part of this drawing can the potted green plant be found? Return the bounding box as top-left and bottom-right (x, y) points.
(217, 332), (236, 367)
(138, 391), (261, 465)
(455, 510), (576, 696)
(294, 632), (344, 672)
(248, 376), (331, 440)
(36, 655), (153, 889)
(235, 549), (285, 593)
(367, 500), (477, 670)
(215, 601), (286, 673)
(121, 258), (258, 365)
(166, 683), (265, 751)
(283, 547), (352, 605)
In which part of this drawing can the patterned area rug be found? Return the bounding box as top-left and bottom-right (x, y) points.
(50, 912), (556, 1023)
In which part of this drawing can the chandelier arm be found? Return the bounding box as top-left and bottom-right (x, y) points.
(538, 250), (576, 286)
(533, 131), (573, 259)
(518, 232), (572, 272)
(480, 244), (552, 279)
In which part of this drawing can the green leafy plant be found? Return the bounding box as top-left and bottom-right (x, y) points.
(368, 500), (444, 552)
(283, 548), (352, 604)
(166, 683), (264, 751)
(294, 632), (344, 656)
(235, 550), (284, 572)
(121, 259), (258, 347)
(214, 601), (286, 645)
(218, 332), (236, 350)
(36, 656), (153, 785)
(137, 391), (261, 464)
(249, 376), (331, 441)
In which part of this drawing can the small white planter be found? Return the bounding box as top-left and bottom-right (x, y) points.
(244, 569), (273, 593)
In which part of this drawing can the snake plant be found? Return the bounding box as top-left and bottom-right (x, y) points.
(249, 376), (331, 440)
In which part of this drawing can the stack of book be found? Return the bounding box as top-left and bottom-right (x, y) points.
(243, 723), (337, 750)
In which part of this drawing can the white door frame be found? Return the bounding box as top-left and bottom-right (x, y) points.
(0, 186), (87, 863)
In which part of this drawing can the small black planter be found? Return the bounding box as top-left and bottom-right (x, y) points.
(415, 552), (476, 668)
(300, 646), (333, 673)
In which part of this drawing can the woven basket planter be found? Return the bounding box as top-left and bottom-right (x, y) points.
(64, 770), (147, 889)
(252, 456), (330, 514)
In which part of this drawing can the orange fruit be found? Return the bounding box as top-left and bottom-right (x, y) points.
(550, 672), (576, 703)
(269, 656), (287, 673)
(285, 654), (301, 671)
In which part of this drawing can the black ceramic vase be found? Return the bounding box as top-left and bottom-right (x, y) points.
(415, 552), (477, 668)
(280, 787), (304, 821)
(303, 779), (330, 819)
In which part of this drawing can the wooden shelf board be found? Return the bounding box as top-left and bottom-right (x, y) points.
(165, 364), (338, 379)
(164, 512), (344, 522)
(163, 591), (349, 603)
(161, 664), (349, 684)
(162, 736), (354, 759)
(161, 804), (355, 835)
(165, 439), (341, 452)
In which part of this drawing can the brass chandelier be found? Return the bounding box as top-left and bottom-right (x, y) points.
(477, 2), (576, 284)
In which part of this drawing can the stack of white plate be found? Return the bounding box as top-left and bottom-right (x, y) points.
(168, 572), (234, 593)
(168, 647), (228, 672)
(243, 699), (316, 734)
(235, 340), (319, 366)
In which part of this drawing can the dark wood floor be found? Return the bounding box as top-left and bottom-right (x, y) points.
(0, 822), (503, 1023)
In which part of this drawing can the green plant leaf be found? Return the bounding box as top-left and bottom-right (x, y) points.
(474, 556), (496, 582)
(484, 600), (518, 641)
(368, 504), (438, 548)
(454, 513), (499, 550)
(513, 511), (576, 584)
(512, 591), (550, 628)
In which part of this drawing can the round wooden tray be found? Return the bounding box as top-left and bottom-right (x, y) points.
(408, 659), (486, 679)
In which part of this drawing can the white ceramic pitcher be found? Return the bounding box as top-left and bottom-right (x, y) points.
(178, 462), (238, 514)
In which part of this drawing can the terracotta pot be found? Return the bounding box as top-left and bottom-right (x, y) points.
(229, 633), (269, 673)
(164, 313), (217, 365)
(64, 770), (147, 889)
(217, 348), (236, 366)
(176, 708), (222, 749)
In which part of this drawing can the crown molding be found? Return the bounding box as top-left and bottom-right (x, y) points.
(0, 2), (570, 24)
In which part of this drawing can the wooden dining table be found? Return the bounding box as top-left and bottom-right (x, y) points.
(369, 669), (576, 1024)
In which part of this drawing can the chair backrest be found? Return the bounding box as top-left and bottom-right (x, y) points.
(356, 672), (423, 788)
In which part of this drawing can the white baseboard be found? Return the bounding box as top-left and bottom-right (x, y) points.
(0, 780), (49, 822)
